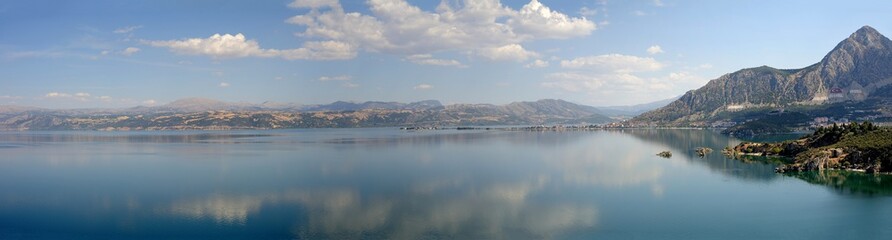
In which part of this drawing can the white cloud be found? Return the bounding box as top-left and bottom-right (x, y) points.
(578, 7), (597, 17)
(341, 82), (359, 88)
(0, 95), (22, 100)
(120, 47), (140, 56)
(477, 44), (538, 61)
(219, 82), (231, 87)
(698, 63), (713, 69)
(286, 0), (595, 63)
(319, 75), (352, 81)
(633, 10), (647, 16)
(113, 25), (142, 34)
(404, 54), (466, 67)
(45, 92), (70, 98)
(44, 92), (92, 101)
(542, 53), (694, 105)
(288, 0), (340, 9)
(148, 33), (271, 58)
(646, 45), (664, 55)
(413, 84), (433, 90)
(653, 0), (665, 7)
(99, 96), (112, 101)
(142, 99), (157, 106)
(542, 72), (605, 92)
(525, 59), (549, 68)
(560, 54), (663, 73)
(509, 0), (597, 39)
(148, 33), (355, 60)
(542, 72), (671, 94)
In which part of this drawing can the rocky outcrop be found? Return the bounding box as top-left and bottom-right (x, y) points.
(728, 122), (891, 173)
(695, 147), (713, 157)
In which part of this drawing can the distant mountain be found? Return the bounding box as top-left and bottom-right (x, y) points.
(147, 98), (260, 112)
(595, 96), (680, 117)
(300, 100), (443, 112)
(0, 99), (613, 130)
(633, 26), (892, 126)
(438, 99), (613, 125)
(0, 105), (41, 114)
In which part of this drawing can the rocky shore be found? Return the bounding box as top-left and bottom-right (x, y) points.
(725, 122), (891, 173)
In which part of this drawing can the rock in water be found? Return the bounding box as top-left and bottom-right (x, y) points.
(695, 147), (713, 157)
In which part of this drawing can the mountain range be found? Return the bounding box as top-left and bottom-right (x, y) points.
(632, 25), (892, 127)
(0, 99), (623, 130)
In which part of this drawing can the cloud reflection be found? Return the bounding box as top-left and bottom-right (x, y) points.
(164, 180), (597, 239)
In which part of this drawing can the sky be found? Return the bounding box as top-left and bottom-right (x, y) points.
(1, 0), (891, 109)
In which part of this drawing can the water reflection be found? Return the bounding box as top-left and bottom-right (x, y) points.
(623, 129), (781, 182)
(164, 183), (597, 239)
(785, 171), (892, 196)
(0, 129), (889, 239)
(0, 131), (275, 144)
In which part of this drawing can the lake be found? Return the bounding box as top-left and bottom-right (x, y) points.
(1, 129), (890, 239)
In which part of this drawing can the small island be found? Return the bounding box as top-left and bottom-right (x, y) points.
(726, 121), (891, 173)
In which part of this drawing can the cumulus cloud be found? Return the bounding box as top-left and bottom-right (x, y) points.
(288, 0), (340, 9)
(477, 44), (538, 61)
(219, 82), (231, 87)
(148, 33), (355, 60)
(508, 0), (597, 39)
(560, 54), (663, 72)
(542, 53), (685, 104)
(113, 25), (142, 34)
(578, 7), (597, 17)
(0, 95), (22, 100)
(413, 84), (433, 90)
(404, 54), (466, 67)
(142, 99), (157, 106)
(542, 72), (607, 92)
(646, 45), (663, 55)
(120, 47), (141, 56)
(525, 59), (549, 68)
(318, 75), (352, 81)
(286, 0), (595, 62)
(44, 92), (92, 101)
(45, 92), (70, 98)
(653, 0), (665, 7)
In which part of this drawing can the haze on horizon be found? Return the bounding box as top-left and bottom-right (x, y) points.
(2, 0), (891, 109)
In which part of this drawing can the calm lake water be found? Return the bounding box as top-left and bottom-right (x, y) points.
(1, 129), (891, 239)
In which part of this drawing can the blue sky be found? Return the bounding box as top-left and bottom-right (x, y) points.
(1, 0), (891, 108)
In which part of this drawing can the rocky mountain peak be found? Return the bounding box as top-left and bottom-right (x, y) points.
(824, 25), (892, 62)
(848, 25), (887, 47)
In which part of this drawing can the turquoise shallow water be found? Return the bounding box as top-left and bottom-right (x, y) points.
(0, 129), (890, 239)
